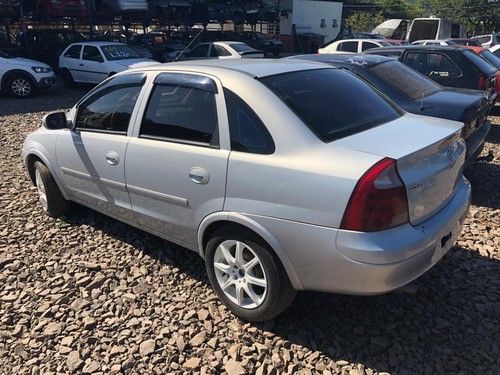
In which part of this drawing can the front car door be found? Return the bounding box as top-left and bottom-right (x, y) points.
(56, 73), (147, 220)
(125, 72), (229, 248)
(80, 45), (108, 84)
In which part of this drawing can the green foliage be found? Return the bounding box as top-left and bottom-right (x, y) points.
(375, 0), (422, 20)
(346, 12), (386, 33)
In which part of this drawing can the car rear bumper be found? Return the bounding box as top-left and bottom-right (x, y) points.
(245, 176), (471, 294)
(464, 119), (491, 166)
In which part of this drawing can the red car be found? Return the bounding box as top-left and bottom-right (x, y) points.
(465, 45), (500, 102)
(36, 0), (89, 20)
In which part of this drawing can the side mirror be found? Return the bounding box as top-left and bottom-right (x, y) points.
(43, 112), (70, 130)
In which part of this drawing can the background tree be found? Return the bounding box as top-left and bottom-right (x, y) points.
(346, 11), (385, 33)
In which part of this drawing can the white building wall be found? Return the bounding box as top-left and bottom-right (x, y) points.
(290, 1), (343, 42)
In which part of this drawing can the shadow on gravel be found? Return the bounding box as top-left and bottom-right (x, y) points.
(0, 81), (91, 117)
(484, 121), (500, 145)
(60, 205), (499, 374)
(464, 160), (500, 209)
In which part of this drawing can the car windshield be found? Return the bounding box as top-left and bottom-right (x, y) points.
(230, 43), (255, 52)
(369, 60), (442, 100)
(101, 44), (143, 61)
(463, 49), (498, 75)
(479, 50), (500, 69)
(259, 68), (401, 143)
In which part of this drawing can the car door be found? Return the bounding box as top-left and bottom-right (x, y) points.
(79, 45), (108, 84)
(125, 72), (229, 247)
(56, 73), (147, 220)
(61, 44), (83, 81)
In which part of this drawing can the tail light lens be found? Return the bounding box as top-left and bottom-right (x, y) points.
(341, 158), (409, 232)
(478, 76), (488, 91)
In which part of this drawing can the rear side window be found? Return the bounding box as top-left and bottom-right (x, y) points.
(224, 88), (275, 154)
(369, 60), (442, 99)
(338, 41), (357, 52)
(259, 69), (401, 142)
(463, 49), (498, 75)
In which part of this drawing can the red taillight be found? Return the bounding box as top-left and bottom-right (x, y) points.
(341, 158), (409, 232)
(479, 76), (488, 91)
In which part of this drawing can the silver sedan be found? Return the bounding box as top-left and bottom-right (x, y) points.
(22, 59), (471, 321)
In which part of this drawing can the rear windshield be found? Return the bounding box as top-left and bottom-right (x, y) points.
(369, 60), (442, 100)
(463, 49), (498, 75)
(259, 69), (401, 142)
(479, 50), (500, 69)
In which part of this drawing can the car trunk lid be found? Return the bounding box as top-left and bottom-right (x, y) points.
(334, 113), (466, 225)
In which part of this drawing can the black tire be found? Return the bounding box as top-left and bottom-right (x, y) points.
(33, 161), (71, 218)
(7, 74), (34, 98)
(205, 227), (296, 322)
(61, 69), (76, 88)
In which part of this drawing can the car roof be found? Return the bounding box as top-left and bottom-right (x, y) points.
(335, 39), (388, 43)
(70, 41), (127, 47)
(365, 45), (468, 52)
(126, 59), (334, 78)
(290, 53), (393, 67)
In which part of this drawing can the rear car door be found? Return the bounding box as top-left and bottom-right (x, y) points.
(56, 73), (147, 219)
(125, 72), (229, 248)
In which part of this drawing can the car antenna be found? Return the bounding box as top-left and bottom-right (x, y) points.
(173, 28), (205, 62)
(419, 93), (425, 111)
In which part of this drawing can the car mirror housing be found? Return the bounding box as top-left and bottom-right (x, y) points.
(43, 112), (69, 130)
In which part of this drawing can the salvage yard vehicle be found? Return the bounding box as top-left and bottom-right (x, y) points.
(364, 45), (498, 99)
(290, 54), (495, 165)
(0, 50), (56, 98)
(318, 39), (393, 54)
(180, 41), (263, 60)
(58, 42), (159, 85)
(22, 60), (471, 321)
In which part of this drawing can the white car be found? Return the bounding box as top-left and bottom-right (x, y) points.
(22, 59), (470, 322)
(318, 39), (393, 54)
(58, 42), (159, 85)
(181, 41), (264, 60)
(0, 51), (56, 98)
(411, 39), (457, 46)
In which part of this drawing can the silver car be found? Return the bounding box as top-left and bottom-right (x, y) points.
(22, 60), (471, 322)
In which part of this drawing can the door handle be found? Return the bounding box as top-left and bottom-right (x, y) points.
(106, 151), (119, 165)
(189, 167), (210, 184)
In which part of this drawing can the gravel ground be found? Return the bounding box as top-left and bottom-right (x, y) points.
(0, 83), (499, 375)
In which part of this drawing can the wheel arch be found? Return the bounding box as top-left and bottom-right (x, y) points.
(24, 151), (70, 200)
(198, 212), (303, 290)
(2, 69), (36, 91)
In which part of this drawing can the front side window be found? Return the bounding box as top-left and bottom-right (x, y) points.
(211, 45), (231, 57)
(75, 74), (146, 133)
(140, 74), (218, 146)
(82, 45), (103, 62)
(259, 68), (401, 142)
(362, 42), (378, 51)
(189, 44), (209, 58)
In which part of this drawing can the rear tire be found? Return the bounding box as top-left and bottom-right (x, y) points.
(205, 227), (296, 322)
(34, 161), (71, 218)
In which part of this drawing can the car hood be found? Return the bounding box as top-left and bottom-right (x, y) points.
(420, 88), (489, 122)
(2, 57), (51, 68)
(114, 59), (160, 69)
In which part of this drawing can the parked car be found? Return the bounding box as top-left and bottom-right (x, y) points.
(22, 59), (471, 321)
(58, 42), (158, 85)
(236, 31), (282, 56)
(93, 0), (148, 19)
(0, 50), (56, 98)
(471, 33), (500, 49)
(0, 28), (19, 56)
(17, 28), (87, 72)
(35, 0), (88, 20)
(289, 53), (494, 165)
(463, 45), (500, 103)
(340, 32), (386, 40)
(318, 39), (394, 54)
(490, 45), (500, 59)
(442, 38), (482, 47)
(147, 0), (191, 26)
(364, 45), (498, 99)
(180, 41), (263, 60)
(411, 39), (457, 46)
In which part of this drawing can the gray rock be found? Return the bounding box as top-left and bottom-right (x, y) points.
(66, 351), (83, 372)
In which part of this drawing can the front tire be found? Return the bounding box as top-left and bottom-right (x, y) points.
(61, 68), (76, 88)
(34, 161), (71, 218)
(8, 74), (34, 98)
(205, 227), (296, 322)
